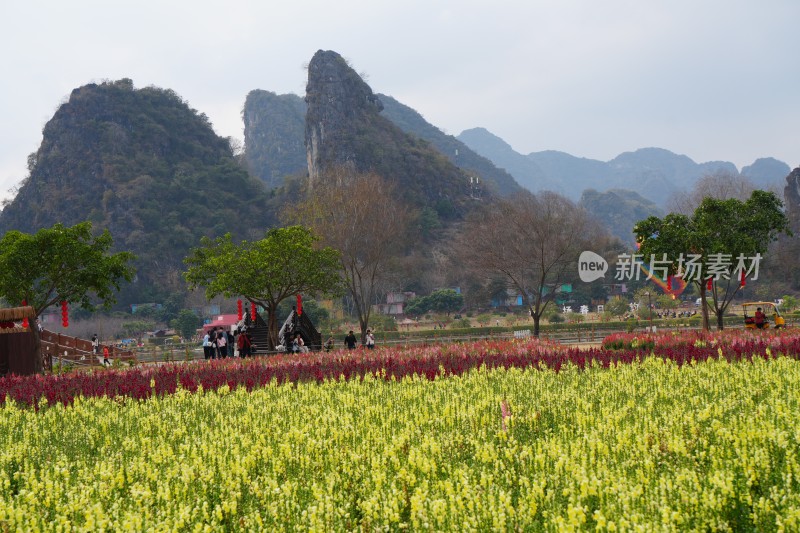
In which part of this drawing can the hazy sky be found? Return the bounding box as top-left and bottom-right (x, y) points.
(1, 0), (798, 202)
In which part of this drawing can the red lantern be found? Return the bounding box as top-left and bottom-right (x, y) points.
(21, 299), (29, 329)
(740, 269), (746, 287)
(296, 294), (303, 316)
(706, 278), (712, 291)
(61, 300), (69, 328)
(237, 299), (243, 321)
(251, 302), (257, 321)
(666, 276), (672, 291)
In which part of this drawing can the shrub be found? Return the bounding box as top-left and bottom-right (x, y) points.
(452, 318), (472, 329)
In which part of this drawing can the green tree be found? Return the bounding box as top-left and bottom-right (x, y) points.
(780, 295), (798, 312)
(171, 310), (201, 341)
(0, 222), (135, 372)
(604, 297), (630, 317)
(426, 289), (463, 316)
(635, 190), (791, 330)
(403, 296), (430, 317)
(183, 226), (342, 349)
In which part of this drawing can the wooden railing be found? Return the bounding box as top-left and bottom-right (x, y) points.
(40, 330), (137, 368)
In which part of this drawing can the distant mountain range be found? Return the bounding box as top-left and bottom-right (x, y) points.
(457, 127), (791, 208)
(0, 49), (795, 307)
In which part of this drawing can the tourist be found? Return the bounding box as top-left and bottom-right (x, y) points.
(226, 330), (235, 358)
(237, 329), (252, 358)
(208, 328), (217, 359)
(365, 329), (375, 349)
(202, 331), (212, 360)
(344, 330), (357, 350)
(102, 345), (110, 367)
(296, 333), (308, 353)
(754, 307), (766, 329)
(215, 328), (227, 358)
(91, 334), (100, 355)
(324, 335), (335, 352)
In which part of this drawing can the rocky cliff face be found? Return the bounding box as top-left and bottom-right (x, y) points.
(304, 50), (476, 218)
(785, 167), (800, 232)
(243, 90), (308, 187)
(305, 50), (384, 182)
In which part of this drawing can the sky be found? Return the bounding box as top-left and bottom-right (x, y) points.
(1, 0), (798, 203)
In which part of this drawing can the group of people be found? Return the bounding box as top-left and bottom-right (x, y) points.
(336, 329), (375, 351)
(202, 327), (252, 359)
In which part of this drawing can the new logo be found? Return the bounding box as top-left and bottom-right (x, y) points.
(578, 251), (608, 282)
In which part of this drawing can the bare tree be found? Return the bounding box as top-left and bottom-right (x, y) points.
(668, 171), (756, 215)
(290, 168), (410, 340)
(454, 191), (598, 336)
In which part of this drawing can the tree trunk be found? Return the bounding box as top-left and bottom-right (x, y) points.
(358, 316), (368, 344)
(531, 309), (541, 337)
(698, 282), (711, 331)
(29, 324), (53, 374)
(716, 310), (725, 331)
(266, 307), (278, 350)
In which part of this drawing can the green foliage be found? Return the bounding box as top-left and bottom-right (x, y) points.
(656, 294), (679, 310)
(121, 320), (153, 338)
(547, 312), (565, 323)
(426, 289), (463, 316)
(158, 293), (186, 323)
(369, 314), (398, 332)
(604, 297), (630, 317)
(403, 296), (428, 317)
(781, 295), (799, 312)
(451, 318), (472, 329)
(403, 289), (463, 318)
(635, 190), (791, 329)
(416, 207), (441, 238)
(171, 310), (201, 340)
(183, 226), (342, 348)
(0, 222), (135, 316)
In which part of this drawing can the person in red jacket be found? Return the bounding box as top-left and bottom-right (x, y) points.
(102, 345), (110, 366)
(237, 330), (252, 358)
(754, 307), (766, 329)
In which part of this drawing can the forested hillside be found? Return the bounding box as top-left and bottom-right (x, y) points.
(0, 79), (278, 303)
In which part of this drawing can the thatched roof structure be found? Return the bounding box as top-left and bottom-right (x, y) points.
(0, 306), (35, 321)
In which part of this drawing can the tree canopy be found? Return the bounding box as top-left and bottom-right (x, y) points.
(0, 222), (135, 316)
(0, 221), (135, 372)
(405, 289), (464, 317)
(634, 190), (790, 330)
(183, 226), (342, 348)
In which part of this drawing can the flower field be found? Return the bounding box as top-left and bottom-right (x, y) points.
(1, 331), (800, 530)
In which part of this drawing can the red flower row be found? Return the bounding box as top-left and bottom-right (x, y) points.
(2, 334), (799, 409)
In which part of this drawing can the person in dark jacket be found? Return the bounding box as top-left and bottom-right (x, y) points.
(344, 330), (357, 350)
